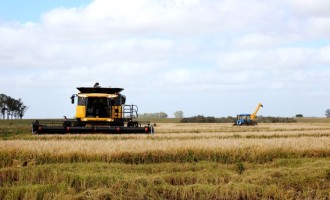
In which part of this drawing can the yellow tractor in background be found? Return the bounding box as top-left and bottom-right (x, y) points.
(32, 85), (154, 134)
(233, 103), (263, 126)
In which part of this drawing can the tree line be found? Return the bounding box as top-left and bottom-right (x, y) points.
(0, 94), (28, 119)
(139, 112), (168, 118)
(180, 115), (297, 123)
(138, 111), (184, 119)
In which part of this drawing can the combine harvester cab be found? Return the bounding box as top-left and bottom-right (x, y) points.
(32, 86), (154, 134)
(235, 114), (255, 125)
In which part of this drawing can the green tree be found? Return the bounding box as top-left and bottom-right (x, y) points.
(139, 112), (168, 118)
(158, 112), (168, 118)
(174, 111), (184, 118)
(15, 98), (28, 119)
(0, 94), (8, 119)
(326, 109), (330, 118)
(6, 96), (16, 119)
(0, 94), (28, 119)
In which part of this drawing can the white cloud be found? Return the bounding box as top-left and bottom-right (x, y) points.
(319, 46), (330, 63)
(217, 47), (318, 71)
(288, 0), (330, 17)
(0, 0), (330, 118)
(306, 17), (330, 36)
(233, 33), (282, 49)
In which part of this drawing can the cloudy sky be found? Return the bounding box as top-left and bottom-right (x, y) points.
(0, 0), (329, 118)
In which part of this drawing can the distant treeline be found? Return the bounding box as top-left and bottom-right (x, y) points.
(180, 115), (232, 123)
(139, 112), (168, 118)
(180, 115), (297, 123)
(258, 116), (296, 123)
(0, 94), (28, 119)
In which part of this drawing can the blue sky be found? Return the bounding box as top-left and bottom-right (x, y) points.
(0, 0), (329, 119)
(0, 0), (91, 22)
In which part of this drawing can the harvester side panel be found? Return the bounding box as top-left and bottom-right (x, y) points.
(76, 106), (86, 118)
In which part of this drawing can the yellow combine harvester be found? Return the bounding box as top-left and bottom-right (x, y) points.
(32, 85), (154, 134)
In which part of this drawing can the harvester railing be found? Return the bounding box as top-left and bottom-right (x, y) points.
(123, 104), (138, 119)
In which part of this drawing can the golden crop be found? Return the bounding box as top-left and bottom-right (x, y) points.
(1, 122), (329, 199)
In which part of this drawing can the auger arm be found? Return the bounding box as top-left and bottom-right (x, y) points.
(250, 103), (263, 120)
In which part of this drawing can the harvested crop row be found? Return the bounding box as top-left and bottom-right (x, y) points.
(1, 137), (329, 166)
(16, 130), (330, 141)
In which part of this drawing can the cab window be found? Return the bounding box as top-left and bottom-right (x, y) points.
(78, 97), (86, 106)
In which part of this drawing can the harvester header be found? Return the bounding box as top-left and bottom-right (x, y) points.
(32, 84), (154, 134)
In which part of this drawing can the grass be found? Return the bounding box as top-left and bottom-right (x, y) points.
(0, 119), (330, 199)
(0, 159), (329, 199)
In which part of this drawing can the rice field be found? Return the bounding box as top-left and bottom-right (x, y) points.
(0, 121), (330, 199)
